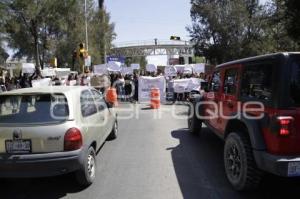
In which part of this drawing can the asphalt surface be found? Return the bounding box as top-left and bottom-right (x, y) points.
(1, 103), (300, 199)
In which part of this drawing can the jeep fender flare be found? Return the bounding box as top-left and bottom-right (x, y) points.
(225, 115), (266, 151)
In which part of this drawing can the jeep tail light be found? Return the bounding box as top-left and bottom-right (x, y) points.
(64, 128), (83, 151)
(277, 116), (294, 136)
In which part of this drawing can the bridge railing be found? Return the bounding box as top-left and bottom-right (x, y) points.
(113, 39), (194, 48)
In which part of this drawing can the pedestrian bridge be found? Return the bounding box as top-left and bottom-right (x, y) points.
(110, 39), (194, 57)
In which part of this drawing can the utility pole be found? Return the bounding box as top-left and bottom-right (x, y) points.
(85, 0), (89, 51)
(99, 0), (104, 10)
(99, 0), (106, 64)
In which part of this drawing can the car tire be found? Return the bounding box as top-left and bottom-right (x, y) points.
(187, 104), (202, 135)
(107, 120), (118, 140)
(224, 132), (263, 191)
(75, 147), (96, 187)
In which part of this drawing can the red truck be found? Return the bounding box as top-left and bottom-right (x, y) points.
(188, 52), (300, 190)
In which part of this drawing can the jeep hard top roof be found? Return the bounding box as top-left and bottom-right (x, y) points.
(216, 52), (300, 68)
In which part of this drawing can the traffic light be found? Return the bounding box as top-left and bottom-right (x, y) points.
(50, 57), (57, 68)
(78, 43), (88, 59)
(170, 36), (181, 41)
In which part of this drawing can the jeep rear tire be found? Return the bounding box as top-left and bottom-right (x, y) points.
(224, 132), (263, 191)
(187, 105), (202, 134)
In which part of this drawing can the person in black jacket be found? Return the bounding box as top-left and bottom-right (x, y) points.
(20, 73), (31, 88)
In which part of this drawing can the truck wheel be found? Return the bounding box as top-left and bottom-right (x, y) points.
(224, 132), (263, 191)
(76, 147), (96, 187)
(187, 105), (202, 135)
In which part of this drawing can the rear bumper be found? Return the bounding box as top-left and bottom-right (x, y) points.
(0, 149), (85, 178)
(254, 150), (300, 177)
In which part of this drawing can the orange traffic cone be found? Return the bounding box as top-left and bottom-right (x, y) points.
(106, 87), (118, 107)
(150, 88), (160, 109)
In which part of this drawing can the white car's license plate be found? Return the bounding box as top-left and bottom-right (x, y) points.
(5, 140), (31, 154)
(288, 162), (300, 176)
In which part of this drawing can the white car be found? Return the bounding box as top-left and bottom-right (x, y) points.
(0, 86), (118, 186)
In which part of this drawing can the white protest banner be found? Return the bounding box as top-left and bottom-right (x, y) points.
(146, 64), (157, 72)
(41, 68), (56, 77)
(187, 78), (201, 91)
(164, 65), (177, 76)
(173, 79), (190, 93)
(22, 63), (35, 74)
(93, 64), (108, 74)
(121, 66), (133, 75)
(55, 68), (71, 77)
(174, 65), (185, 73)
(138, 76), (166, 103)
(173, 78), (201, 93)
(107, 61), (121, 72)
(193, 63), (205, 73)
(31, 78), (52, 88)
(131, 63), (140, 70)
(183, 65), (193, 74)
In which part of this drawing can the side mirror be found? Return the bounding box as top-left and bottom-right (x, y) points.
(201, 81), (209, 92)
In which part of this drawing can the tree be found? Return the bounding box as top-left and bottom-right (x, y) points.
(2, 0), (75, 73)
(89, 9), (116, 64)
(263, 0), (299, 51)
(0, 2), (9, 64)
(53, 0), (86, 68)
(283, 0), (300, 44)
(1, 0), (116, 72)
(188, 0), (271, 64)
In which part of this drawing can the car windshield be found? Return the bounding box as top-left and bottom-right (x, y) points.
(289, 55), (300, 107)
(0, 94), (69, 124)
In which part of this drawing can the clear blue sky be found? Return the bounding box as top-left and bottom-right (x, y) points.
(105, 0), (268, 44)
(105, 0), (268, 65)
(105, 0), (192, 43)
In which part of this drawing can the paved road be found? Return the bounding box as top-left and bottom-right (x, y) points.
(1, 103), (300, 199)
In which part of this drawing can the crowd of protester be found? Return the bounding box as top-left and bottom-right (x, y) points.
(0, 67), (208, 104)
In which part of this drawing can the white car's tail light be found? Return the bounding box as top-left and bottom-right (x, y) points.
(64, 128), (83, 151)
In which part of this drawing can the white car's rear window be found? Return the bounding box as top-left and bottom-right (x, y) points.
(0, 93), (69, 124)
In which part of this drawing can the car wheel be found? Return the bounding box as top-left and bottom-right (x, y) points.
(76, 147), (96, 187)
(187, 104), (202, 135)
(224, 132), (263, 191)
(107, 120), (118, 140)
